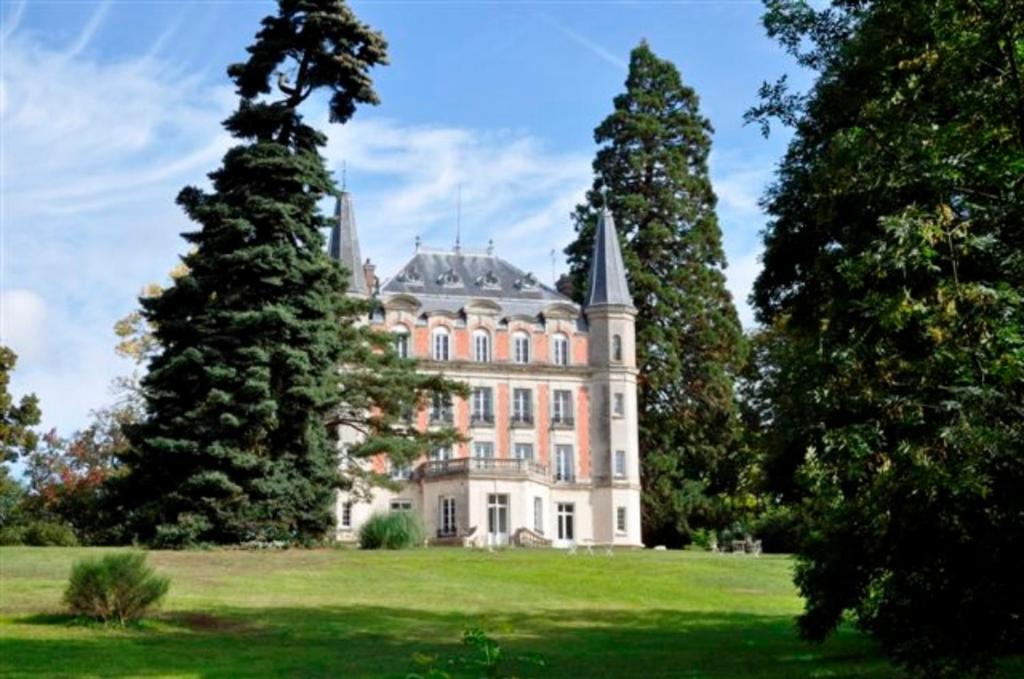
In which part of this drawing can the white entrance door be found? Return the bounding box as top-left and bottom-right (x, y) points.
(487, 494), (509, 546)
(555, 502), (575, 548)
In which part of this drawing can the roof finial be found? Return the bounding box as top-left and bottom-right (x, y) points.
(599, 181), (609, 208)
(551, 248), (556, 285)
(415, 235), (421, 253)
(341, 160), (347, 191)
(455, 183), (462, 254)
(487, 238), (494, 256)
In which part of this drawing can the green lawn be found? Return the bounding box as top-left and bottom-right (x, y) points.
(0, 547), (892, 678)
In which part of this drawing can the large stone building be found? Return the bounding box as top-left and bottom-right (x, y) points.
(330, 190), (642, 548)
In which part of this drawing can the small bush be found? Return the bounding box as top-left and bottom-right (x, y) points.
(690, 528), (717, 551)
(64, 552), (170, 625)
(359, 511), (424, 550)
(0, 525), (27, 545)
(751, 505), (803, 553)
(0, 521), (79, 546)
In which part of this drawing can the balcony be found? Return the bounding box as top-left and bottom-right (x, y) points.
(510, 413), (534, 428)
(419, 456), (549, 482)
(550, 416), (574, 430)
(429, 411), (454, 425)
(470, 413), (495, 428)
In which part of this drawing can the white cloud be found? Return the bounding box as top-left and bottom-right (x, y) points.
(0, 289), (46, 361)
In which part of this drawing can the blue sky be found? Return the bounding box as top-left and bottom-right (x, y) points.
(1, 0), (808, 437)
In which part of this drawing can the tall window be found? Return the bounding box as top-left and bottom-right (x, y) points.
(513, 332), (531, 364)
(616, 506), (627, 533)
(473, 441), (495, 458)
(552, 333), (570, 366)
(471, 387), (494, 424)
(514, 443), (534, 460)
(430, 446), (453, 461)
(533, 497), (543, 534)
(432, 327), (451, 361)
(557, 502), (574, 540)
(473, 329), (491, 362)
(512, 388), (533, 424)
(439, 497), (456, 536)
(613, 392), (625, 417)
(430, 393), (453, 423)
(552, 390), (573, 425)
(614, 450), (626, 478)
(341, 501), (353, 529)
(555, 445), (575, 482)
(612, 334), (622, 362)
(393, 325), (410, 359)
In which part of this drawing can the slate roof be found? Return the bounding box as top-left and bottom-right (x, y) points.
(585, 207), (633, 308)
(328, 191), (368, 296)
(381, 249), (570, 304)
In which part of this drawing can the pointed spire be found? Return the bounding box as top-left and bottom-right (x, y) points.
(328, 189), (369, 296)
(586, 205), (633, 308)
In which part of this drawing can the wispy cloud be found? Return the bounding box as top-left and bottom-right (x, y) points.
(541, 14), (628, 71)
(60, 1), (112, 62)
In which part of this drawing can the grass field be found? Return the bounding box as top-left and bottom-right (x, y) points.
(0, 547), (897, 678)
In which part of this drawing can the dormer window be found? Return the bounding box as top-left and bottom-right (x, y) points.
(473, 329), (491, 362)
(476, 270), (501, 290)
(393, 325), (410, 359)
(437, 268), (462, 287)
(513, 331), (530, 364)
(396, 266), (423, 285)
(432, 327), (451, 361)
(515, 272), (538, 290)
(552, 333), (570, 366)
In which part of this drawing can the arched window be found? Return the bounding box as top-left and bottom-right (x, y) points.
(552, 333), (570, 366)
(512, 331), (531, 364)
(393, 325), (410, 359)
(612, 334), (623, 363)
(432, 327), (451, 361)
(473, 329), (491, 362)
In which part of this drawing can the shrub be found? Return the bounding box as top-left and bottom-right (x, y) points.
(751, 505), (803, 554)
(24, 521), (79, 546)
(64, 552), (169, 625)
(690, 528), (717, 551)
(0, 525), (27, 545)
(358, 511), (424, 550)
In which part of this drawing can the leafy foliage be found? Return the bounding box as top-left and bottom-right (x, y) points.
(751, 1), (1024, 674)
(64, 552), (169, 625)
(117, 0), (460, 545)
(564, 41), (746, 546)
(0, 520), (79, 546)
(0, 346), (40, 466)
(358, 511), (424, 550)
(408, 627), (546, 678)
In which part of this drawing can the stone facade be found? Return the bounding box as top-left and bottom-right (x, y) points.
(331, 191), (642, 548)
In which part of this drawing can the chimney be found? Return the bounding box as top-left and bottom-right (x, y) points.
(363, 258), (377, 293)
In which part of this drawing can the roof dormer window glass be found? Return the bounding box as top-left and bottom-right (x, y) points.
(552, 333), (570, 366)
(473, 330), (491, 362)
(432, 327), (451, 361)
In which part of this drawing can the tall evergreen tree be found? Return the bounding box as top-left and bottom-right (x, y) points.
(565, 42), (746, 546)
(750, 1), (1024, 674)
(118, 0), (459, 546)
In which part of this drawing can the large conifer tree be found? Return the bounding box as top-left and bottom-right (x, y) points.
(565, 42), (745, 546)
(119, 1), (458, 545)
(750, 1), (1024, 674)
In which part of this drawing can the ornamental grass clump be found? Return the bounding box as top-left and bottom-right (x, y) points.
(64, 552), (169, 625)
(358, 511), (424, 550)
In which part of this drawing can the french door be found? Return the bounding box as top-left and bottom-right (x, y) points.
(487, 494), (509, 546)
(555, 502), (574, 548)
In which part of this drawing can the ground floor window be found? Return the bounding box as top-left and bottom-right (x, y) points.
(487, 494), (509, 543)
(616, 506), (627, 533)
(557, 502), (574, 541)
(341, 501), (352, 529)
(533, 497), (543, 534)
(390, 499), (412, 512)
(439, 497), (456, 536)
